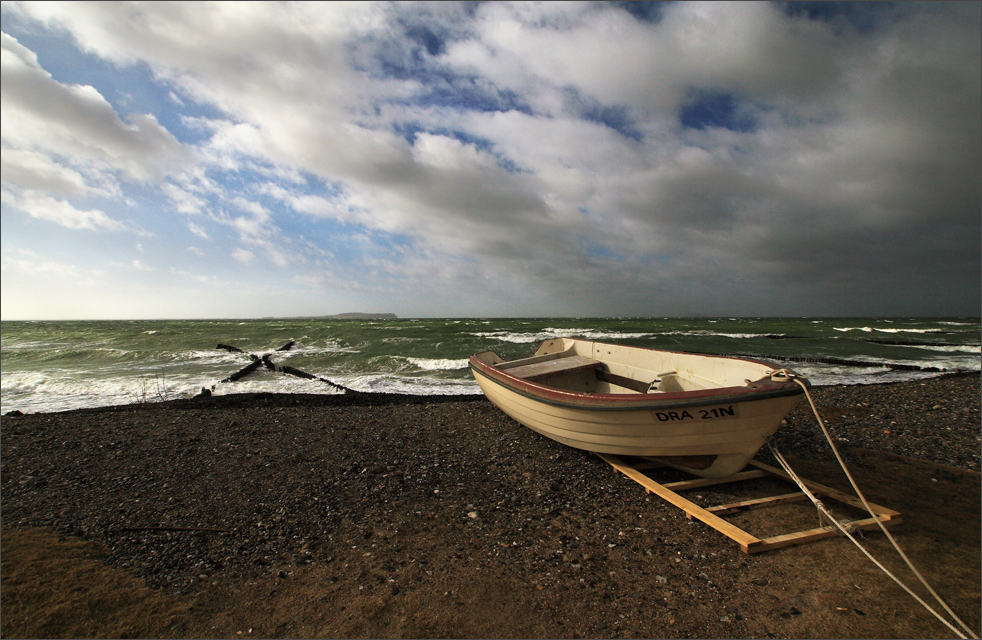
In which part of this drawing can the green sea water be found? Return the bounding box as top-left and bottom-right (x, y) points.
(2, 317), (979, 414)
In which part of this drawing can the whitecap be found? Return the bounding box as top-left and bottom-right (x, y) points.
(914, 344), (981, 354)
(406, 357), (470, 371)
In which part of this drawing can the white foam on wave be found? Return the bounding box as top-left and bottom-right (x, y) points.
(286, 341), (361, 356)
(475, 328), (792, 344)
(338, 373), (479, 395)
(833, 326), (948, 334)
(473, 328), (657, 344)
(665, 330), (786, 339)
(1, 340), (68, 352)
(915, 344), (981, 354)
(406, 357), (470, 371)
(1, 369), (221, 414)
(211, 374), (345, 397)
(472, 331), (542, 344)
(772, 361), (957, 387)
(1, 370), (50, 395)
(181, 350), (259, 366)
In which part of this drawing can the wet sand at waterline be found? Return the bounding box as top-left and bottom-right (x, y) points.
(2, 374), (979, 638)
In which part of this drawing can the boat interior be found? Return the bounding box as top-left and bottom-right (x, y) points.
(475, 339), (737, 395)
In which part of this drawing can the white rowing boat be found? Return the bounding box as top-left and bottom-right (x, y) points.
(470, 338), (808, 478)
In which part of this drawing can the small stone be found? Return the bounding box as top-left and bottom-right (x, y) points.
(468, 511), (479, 519)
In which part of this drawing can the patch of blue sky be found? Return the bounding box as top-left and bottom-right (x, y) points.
(293, 170), (348, 199)
(412, 77), (532, 116)
(214, 168), (269, 198)
(679, 91), (758, 133)
(2, 17), (223, 145)
(400, 22), (448, 57)
(348, 18), (450, 83)
(611, 1), (669, 24)
(292, 215), (416, 270)
(780, 1), (904, 34)
(7, 192), (153, 261)
(562, 87), (643, 141)
(219, 168), (410, 267)
(349, 22), (532, 118)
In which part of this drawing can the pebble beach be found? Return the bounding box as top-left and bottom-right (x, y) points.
(2, 373), (979, 638)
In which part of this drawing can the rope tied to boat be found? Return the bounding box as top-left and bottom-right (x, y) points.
(767, 369), (978, 640)
(769, 368), (801, 385)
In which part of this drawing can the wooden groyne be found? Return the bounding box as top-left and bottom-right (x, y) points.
(221, 355), (263, 383)
(215, 341), (356, 393)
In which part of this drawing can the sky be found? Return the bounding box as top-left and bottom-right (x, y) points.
(1, 1), (979, 320)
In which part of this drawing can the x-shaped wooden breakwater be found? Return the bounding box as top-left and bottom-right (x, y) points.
(213, 341), (354, 393)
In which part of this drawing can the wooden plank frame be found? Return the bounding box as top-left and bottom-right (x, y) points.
(597, 453), (902, 554)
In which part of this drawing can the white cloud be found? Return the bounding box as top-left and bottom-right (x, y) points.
(2, 1), (978, 317)
(231, 248), (255, 264)
(162, 183), (207, 215)
(0, 148), (92, 196)
(1, 32), (187, 183)
(170, 267), (212, 284)
(2, 189), (122, 231)
(1, 250), (105, 285)
(187, 223), (209, 240)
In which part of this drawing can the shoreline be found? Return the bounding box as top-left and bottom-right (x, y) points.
(2, 373), (979, 638)
(5, 368), (980, 417)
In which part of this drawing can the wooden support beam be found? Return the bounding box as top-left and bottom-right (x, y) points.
(754, 514), (898, 553)
(663, 470), (767, 491)
(598, 453), (764, 553)
(749, 461), (902, 523)
(706, 491), (813, 515)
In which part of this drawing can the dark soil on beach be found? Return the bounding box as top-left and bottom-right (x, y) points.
(2, 373), (979, 639)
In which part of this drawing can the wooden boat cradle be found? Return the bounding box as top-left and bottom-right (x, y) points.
(597, 453), (902, 554)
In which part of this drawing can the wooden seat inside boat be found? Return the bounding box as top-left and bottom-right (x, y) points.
(502, 354), (603, 381)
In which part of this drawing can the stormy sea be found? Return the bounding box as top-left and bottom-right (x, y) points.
(2, 317), (979, 414)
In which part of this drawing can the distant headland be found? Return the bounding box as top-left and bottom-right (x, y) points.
(259, 313), (398, 320)
(316, 312), (399, 320)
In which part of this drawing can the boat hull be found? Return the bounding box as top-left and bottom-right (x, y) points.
(470, 340), (806, 478)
